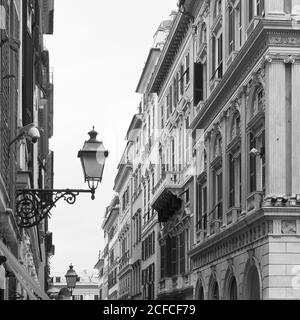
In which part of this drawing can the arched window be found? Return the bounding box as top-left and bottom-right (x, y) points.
(245, 264), (261, 300)
(229, 277), (238, 300)
(209, 279), (220, 300)
(196, 279), (205, 300)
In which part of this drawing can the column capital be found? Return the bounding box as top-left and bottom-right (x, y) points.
(264, 53), (300, 64)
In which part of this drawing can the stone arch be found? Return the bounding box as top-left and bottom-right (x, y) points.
(243, 257), (263, 300)
(208, 272), (220, 300)
(223, 266), (239, 300)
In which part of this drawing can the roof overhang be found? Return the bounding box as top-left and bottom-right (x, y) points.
(126, 114), (143, 141)
(136, 48), (161, 94)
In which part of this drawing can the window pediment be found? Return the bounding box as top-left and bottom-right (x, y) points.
(211, 155), (222, 170)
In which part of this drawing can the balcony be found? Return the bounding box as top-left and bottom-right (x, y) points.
(151, 171), (184, 223)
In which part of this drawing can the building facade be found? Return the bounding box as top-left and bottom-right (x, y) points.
(101, 195), (119, 300)
(0, 0), (55, 300)
(99, 0), (300, 300)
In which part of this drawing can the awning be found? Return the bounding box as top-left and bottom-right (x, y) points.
(0, 239), (50, 300)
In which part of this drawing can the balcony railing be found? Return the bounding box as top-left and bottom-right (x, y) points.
(152, 171), (183, 199)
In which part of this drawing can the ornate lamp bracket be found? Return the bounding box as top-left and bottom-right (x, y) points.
(16, 189), (94, 229)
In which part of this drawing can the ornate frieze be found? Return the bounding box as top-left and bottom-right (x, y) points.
(190, 218), (271, 271)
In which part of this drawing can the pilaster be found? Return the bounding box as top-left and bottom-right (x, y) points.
(265, 56), (287, 196)
(291, 58), (300, 194)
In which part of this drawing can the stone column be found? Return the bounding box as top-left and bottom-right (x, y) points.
(205, 132), (212, 236)
(265, 57), (287, 197)
(239, 87), (247, 212)
(220, 111), (228, 226)
(291, 58), (300, 194)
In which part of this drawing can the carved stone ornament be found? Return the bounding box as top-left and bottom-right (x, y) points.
(281, 220), (297, 235)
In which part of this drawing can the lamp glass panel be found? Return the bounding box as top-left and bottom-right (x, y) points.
(65, 275), (77, 289)
(81, 152), (105, 180)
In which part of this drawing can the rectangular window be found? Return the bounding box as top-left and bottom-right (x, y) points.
(185, 53), (190, 85)
(249, 0), (254, 21)
(229, 6), (235, 53)
(214, 171), (223, 221)
(238, 3), (242, 48)
(161, 105), (164, 129)
(166, 237), (172, 277)
(194, 62), (204, 106)
(229, 154), (235, 208)
(217, 34), (223, 78)
(180, 64), (184, 96)
(171, 139), (175, 171)
(249, 133), (257, 193)
(173, 78), (177, 110)
(171, 237), (177, 276)
(169, 86), (173, 115)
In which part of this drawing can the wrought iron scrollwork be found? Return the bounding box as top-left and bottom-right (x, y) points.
(16, 189), (94, 228)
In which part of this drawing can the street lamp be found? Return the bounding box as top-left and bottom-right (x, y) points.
(15, 128), (109, 228)
(78, 127), (109, 200)
(65, 264), (78, 297)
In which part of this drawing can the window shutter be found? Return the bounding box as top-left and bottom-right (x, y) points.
(194, 62), (204, 107)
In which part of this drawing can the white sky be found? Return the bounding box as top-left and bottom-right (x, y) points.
(45, 0), (176, 274)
